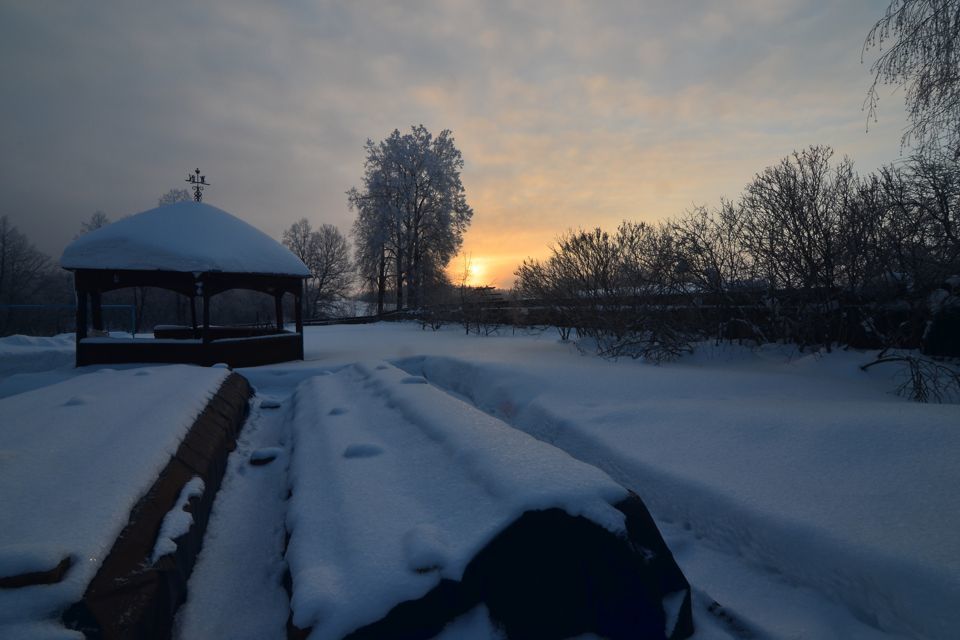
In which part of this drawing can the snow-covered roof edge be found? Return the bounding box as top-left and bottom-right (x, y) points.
(61, 202), (310, 277)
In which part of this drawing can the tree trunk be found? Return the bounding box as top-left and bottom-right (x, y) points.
(377, 251), (387, 315)
(395, 251), (404, 310)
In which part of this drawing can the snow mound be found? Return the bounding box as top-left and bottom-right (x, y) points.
(0, 334), (74, 380)
(0, 365), (228, 634)
(401, 353), (960, 640)
(60, 202), (309, 276)
(285, 362), (627, 638)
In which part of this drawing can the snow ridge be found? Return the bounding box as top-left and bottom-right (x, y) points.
(399, 354), (960, 640)
(0, 365), (228, 638)
(284, 362), (627, 639)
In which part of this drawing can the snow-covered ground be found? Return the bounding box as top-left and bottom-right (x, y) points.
(0, 363), (228, 639)
(1, 324), (957, 639)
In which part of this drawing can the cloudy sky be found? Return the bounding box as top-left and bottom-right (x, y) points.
(1, 1), (908, 287)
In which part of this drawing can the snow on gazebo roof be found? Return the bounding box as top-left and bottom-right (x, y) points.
(60, 201), (310, 277)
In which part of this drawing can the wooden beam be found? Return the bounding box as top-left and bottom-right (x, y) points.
(294, 287), (303, 335)
(76, 289), (88, 342)
(190, 296), (198, 338)
(91, 291), (103, 332)
(202, 294), (211, 344)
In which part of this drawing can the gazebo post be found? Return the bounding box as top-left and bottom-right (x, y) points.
(275, 292), (284, 332)
(295, 284), (304, 359)
(202, 293), (211, 344)
(294, 287), (303, 335)
(190, 295), (198, 338)
(91, 290), (103, 332)
(76, 289), (88, 342)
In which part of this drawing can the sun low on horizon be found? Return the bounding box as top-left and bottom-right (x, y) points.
(447, 254), (499, 289)
(0, 2), (910, 291)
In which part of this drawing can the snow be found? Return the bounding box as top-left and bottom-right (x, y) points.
(173, 394), (290, 640)
(287, 324), (957, 640)
(399, 350), (960, 640)
(284, 361), (627, 638)
(434, 606), (506, 639)
(0, 365), (228, 638)
(0, 334), (74, 380)
(3, 322), (958, 639)
(59, 201), (310, 277)
(151, 477), (205, 563)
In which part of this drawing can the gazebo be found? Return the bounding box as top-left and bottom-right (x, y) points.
(60, 201), (311, 368)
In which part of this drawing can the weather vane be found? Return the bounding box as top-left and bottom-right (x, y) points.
(185, 168), (211, 202)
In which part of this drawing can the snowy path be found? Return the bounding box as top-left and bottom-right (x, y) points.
(173, 392), (291, 639)
(283, 362), (648, 639)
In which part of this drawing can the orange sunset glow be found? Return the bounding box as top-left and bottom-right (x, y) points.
(2, 2), (909, 292)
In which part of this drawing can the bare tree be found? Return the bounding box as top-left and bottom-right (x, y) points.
(515, 222), (692, 361)
(673, 201), (753, 298)
(0, 215), (50, 305)
(282, 219), (352, 319)
(283, 218), (314, 266)
(864, 0), (960, 155)
(158, 188), (192, 206)
(741, 146), (854, 295)
(0, 216), (52, 335)
(311, 224), (353, 317)
(76, 211), (110, 238)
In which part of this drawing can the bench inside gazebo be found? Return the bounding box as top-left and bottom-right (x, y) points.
(61, 201), (311, 368)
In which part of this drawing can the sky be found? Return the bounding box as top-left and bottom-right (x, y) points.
(0, 1), (910, 289)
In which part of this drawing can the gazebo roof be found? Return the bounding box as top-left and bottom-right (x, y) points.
(61, 202), (310, 277)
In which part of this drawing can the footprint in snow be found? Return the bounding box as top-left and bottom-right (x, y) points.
(250, 447), (283, 466)
(62, 395), (90, 407)
(328, 407), (347, 416)
(401, 376), (428, 385)
(342, 443), (384, 459)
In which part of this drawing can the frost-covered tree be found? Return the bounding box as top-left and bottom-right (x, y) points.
(158, 188), (192, 206)
(348, 125), (473, 310)
(282, 219), (352, 318)
(351, 198), (391, 314)
(864, 0), (960, 155)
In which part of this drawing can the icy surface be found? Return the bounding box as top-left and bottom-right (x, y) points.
(0, 365), (228, 637)
(284, 362), (627, 638)
(151, 477), (205, 563)
(60, 201), (310, 276)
